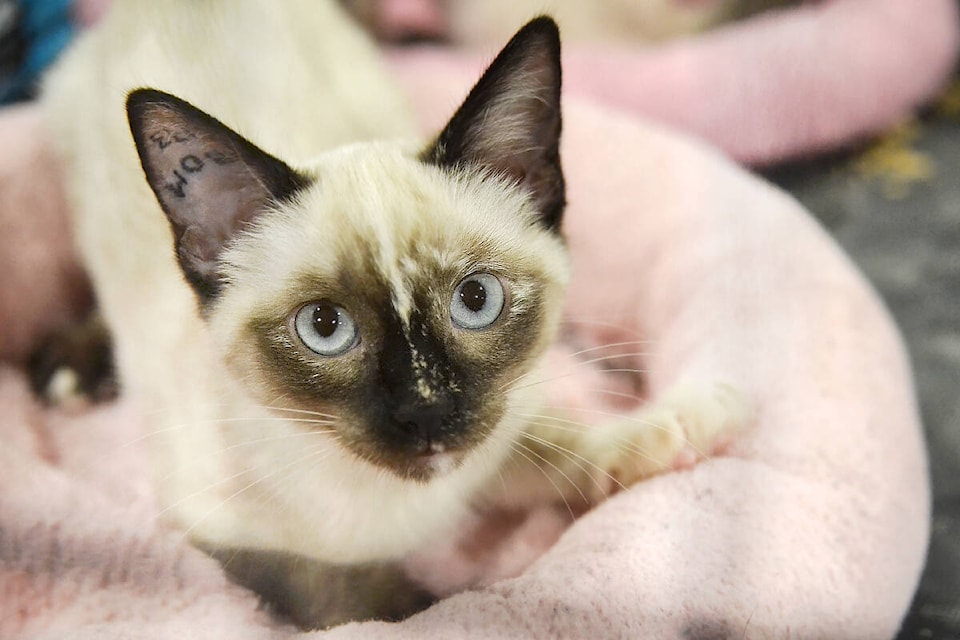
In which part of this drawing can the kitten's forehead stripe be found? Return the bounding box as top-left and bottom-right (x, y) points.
(369, 215), (415, 330)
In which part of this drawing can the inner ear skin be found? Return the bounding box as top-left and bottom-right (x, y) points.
(417, 17), (564, 230)
(126, 89), (312, 306)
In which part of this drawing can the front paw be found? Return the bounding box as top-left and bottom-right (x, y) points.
(584, 381), (750, 500)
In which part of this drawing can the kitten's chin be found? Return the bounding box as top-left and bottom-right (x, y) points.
(417, 448), (461, 475)
(352, 442), (469, 484)
(395, 449), (465, 484)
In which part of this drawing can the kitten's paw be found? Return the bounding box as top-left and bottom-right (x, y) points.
(585, 381), (750, 501)
(28, 312), (118, 408)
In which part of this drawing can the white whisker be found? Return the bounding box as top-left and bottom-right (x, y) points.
(549, 405), (710, 459)
(561, 340), (653, 360)
(513, 411), (675, 467)
(152, 427), (340, 486)
(518, 428), (622, 496)
(505, 439), (577, 521)
(506, 363), (648, 395)
(175, 445), (335, 542)
(572, 352), (651, 368)
(558, 317), (645, 337)
(119, 415), (339, 450)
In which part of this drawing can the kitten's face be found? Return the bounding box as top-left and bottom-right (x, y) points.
(214, 147), (568, 481)
(127, 17), (565, 482)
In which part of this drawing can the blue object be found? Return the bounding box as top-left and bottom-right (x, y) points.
(0, 0), (75, 104)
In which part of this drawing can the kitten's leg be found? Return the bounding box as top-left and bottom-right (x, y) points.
(204, 546), (435, 630)
(28, 310), (118, 406)
(578, 381), (750, 500)
(506, 381), (750, 507)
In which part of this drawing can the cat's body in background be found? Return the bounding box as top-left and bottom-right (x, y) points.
(345, 0), (797, 45)
(41, 0), (746, 628)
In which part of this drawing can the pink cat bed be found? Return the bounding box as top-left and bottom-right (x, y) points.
(0, 88), (927, 637)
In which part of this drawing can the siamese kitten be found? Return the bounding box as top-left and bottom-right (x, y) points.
(42, 0), (747, 629)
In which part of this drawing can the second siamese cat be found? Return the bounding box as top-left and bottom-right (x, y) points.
(41, 0), (747, 628)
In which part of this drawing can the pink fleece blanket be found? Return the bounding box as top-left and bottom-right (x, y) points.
(0, 80), (928, 637)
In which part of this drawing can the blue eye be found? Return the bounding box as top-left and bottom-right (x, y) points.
(294, 302), (359, 356)
(451, 273), (505, 330)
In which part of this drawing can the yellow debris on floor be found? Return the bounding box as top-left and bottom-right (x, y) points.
(934, 78), (960, 118)
(852, 120), (935, 201)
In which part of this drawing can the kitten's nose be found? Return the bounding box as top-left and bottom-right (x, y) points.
(391, 397), (453, 447)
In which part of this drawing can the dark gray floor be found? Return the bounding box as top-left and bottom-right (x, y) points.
(766, 108), (960, 640)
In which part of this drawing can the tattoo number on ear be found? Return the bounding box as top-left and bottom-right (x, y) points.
(149, 130), (195, 150)
(180, 155), (204, 173)
(162, 155), (207, 199)
(164, 171), (188, 198)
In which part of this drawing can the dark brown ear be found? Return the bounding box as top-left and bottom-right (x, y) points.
(422, 16), (564, 230)
(126, 89), (310, 304)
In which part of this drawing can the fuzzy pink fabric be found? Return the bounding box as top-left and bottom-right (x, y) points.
(382, 0), (959, 165)
(0, 81), (928, 637)
(0, 106), (91, 364)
